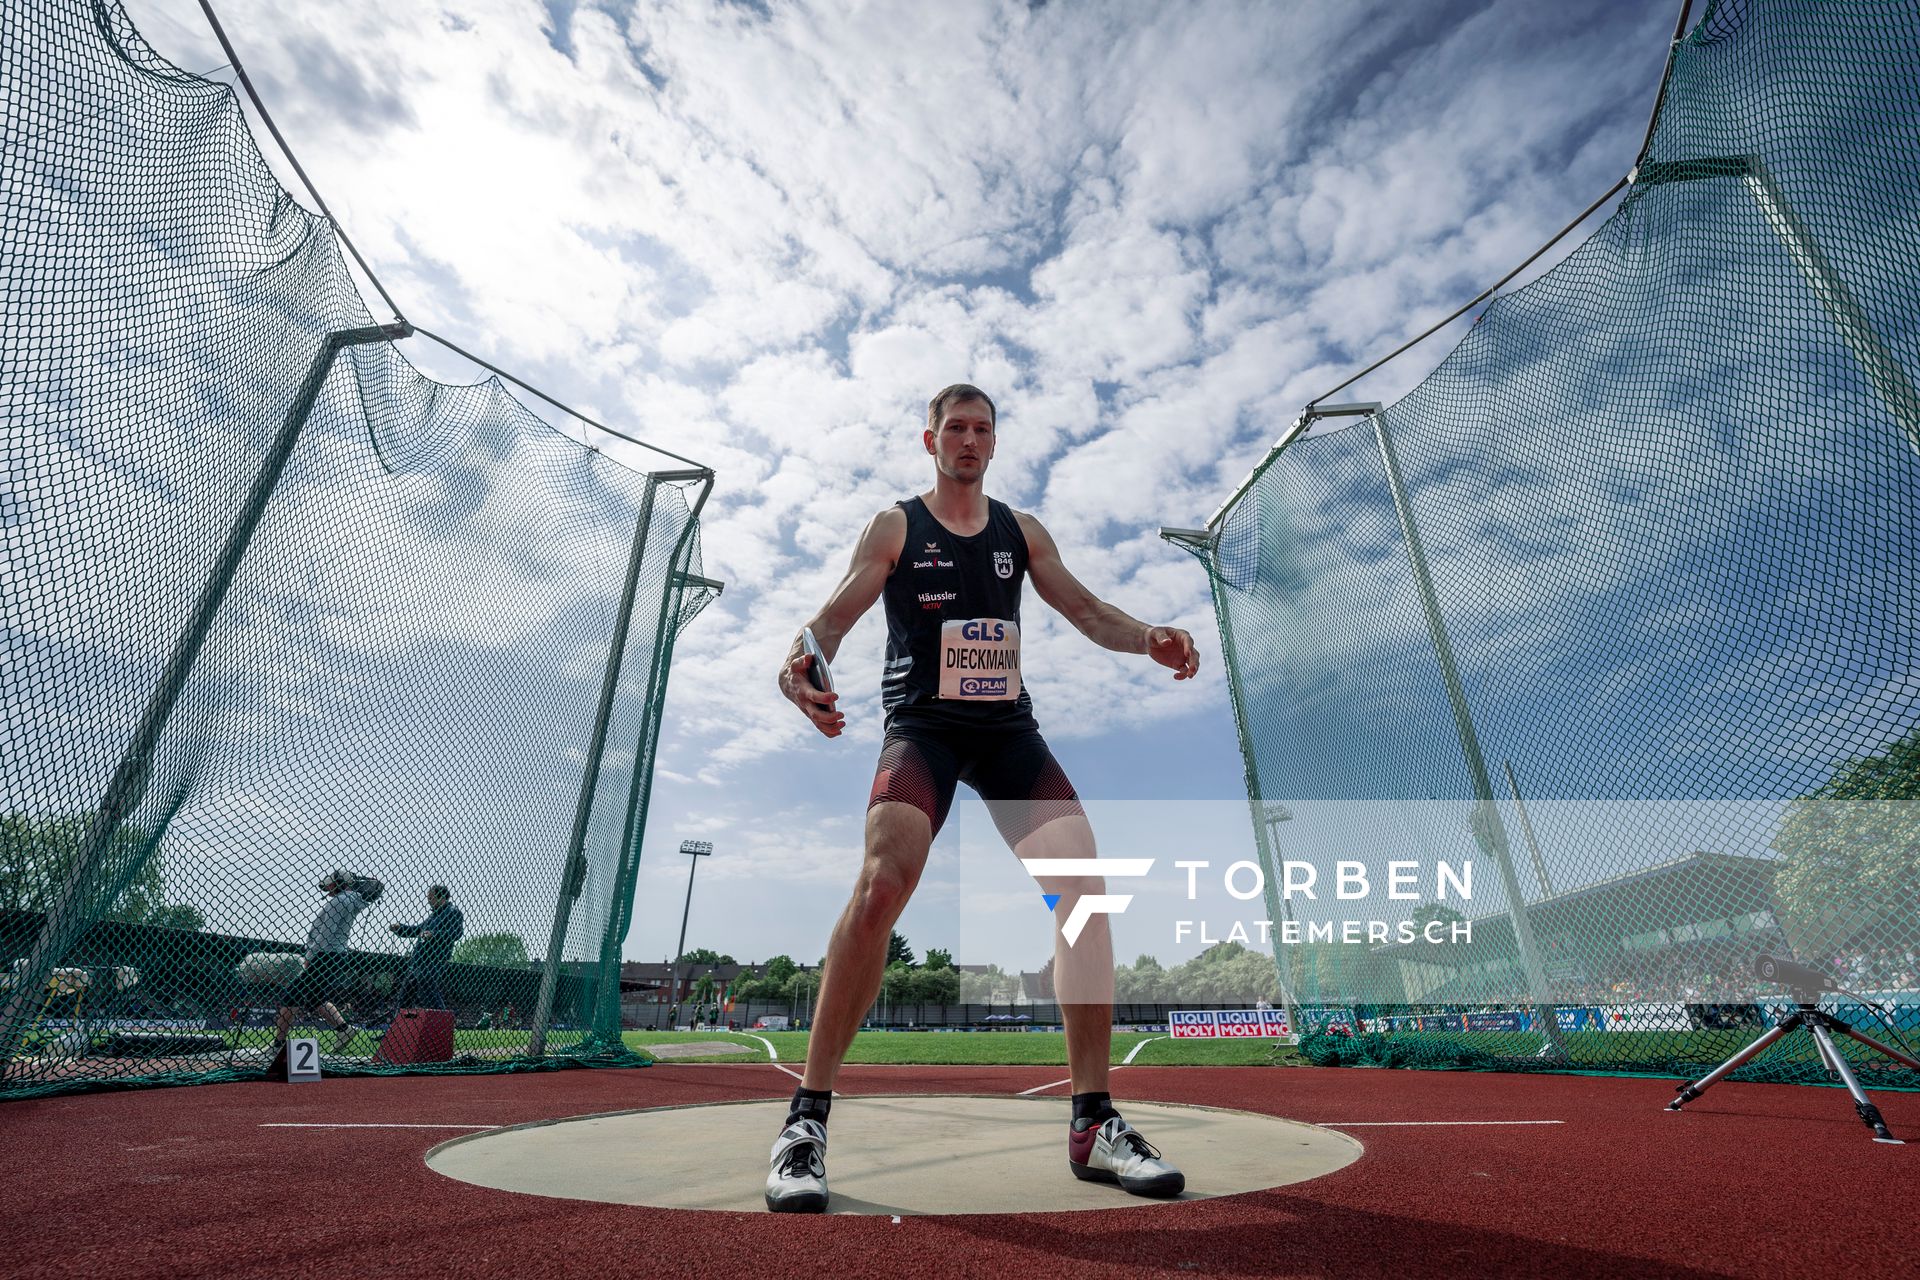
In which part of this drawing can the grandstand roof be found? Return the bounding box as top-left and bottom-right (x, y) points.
(1372, 851), (1779, 960)
(1526, 851), (1777, 916)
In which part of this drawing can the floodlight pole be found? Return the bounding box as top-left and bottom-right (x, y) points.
(1261, 803), (1305, 1036)
(1371, 409), (1566, 1055)
(529, 476), (663, 1057)
(0, 322), (411, 1073)
(1503, 760), (1556, 900)
(1632, 155), (1920, 456)
(667, 840), (714, 1025)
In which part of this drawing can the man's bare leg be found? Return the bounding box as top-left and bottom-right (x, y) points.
(1015, 813), (1111, 1094)
(273, 1002), (349, 1051)
(316, 1001), (353, 1050)
(801, 801), (932, 1092)
(768, 807), (928, 1215)
(1016, 809), (1183, 1195)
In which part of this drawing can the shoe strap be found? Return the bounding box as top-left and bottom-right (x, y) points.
(771, 1119), (826, 1163)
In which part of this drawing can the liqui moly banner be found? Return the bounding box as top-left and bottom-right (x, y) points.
(1168, 1009), (1291, 1039)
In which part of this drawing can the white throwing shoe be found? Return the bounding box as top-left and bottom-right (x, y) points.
(1067, 1115), (1185, 1197)
(765, 1118), (829, 1213)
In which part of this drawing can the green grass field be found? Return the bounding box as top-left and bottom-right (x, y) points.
(620, 1028), (1304, 1067)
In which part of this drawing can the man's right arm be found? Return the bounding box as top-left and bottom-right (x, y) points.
(777, 506), (905, 739)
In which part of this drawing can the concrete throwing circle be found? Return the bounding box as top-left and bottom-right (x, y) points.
(426, 1094), (1361, 1215)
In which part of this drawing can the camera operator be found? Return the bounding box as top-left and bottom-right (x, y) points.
(275, 869), (376, 1055)
(390, 884), (463, 1011)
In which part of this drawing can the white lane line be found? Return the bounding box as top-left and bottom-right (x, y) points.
(660, 1055), (828, 1094)
(259, 1123), (497, 1130)
(646, 1031), (779, 1059)
(766, 1061), (838, 1097)
(1017, 1075), (1075, 1096)
(1016, 1039), (1166, 1095)
(1313, 1120), (1566, 1127)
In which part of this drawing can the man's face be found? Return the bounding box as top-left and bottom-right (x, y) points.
(428, 890), (446, 909)
(925, 399), (994, 482)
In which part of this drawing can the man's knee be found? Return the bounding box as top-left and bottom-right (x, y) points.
(851, 861), (911, 932)
(833, 803), (930, 937)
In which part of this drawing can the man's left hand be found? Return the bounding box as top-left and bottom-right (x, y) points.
(1146, 626), (1199, 679)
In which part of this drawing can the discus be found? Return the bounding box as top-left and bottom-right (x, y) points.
(800, 627), (834, 694)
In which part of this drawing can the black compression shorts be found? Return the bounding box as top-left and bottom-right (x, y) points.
(285, 951), (355, 1009)
(868, 715), (1085, 844)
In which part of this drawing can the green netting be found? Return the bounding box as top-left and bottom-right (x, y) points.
(1182, 0), (1920, 1085)
(0, 0), (719, 1100)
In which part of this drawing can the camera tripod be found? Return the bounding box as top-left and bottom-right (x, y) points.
(1666, 991), (1920, 1143)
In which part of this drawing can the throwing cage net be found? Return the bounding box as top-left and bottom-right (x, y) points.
(1, 1), (719, 1099)
(1174, 0), (1919, 1084)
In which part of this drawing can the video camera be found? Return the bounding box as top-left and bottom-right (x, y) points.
(1752, 953), (1836, 996)
(320, 869), (385, 903)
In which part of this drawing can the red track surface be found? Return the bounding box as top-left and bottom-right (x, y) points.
(3, 1064), (1914, 1278)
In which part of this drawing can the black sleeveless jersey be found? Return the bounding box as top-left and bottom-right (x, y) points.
(881, 496), (1034, 727)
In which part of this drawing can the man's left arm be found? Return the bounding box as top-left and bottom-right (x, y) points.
(1016, 512), (1199, 678)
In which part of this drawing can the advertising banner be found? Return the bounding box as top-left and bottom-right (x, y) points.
(1168, 1009), (1290, 1039)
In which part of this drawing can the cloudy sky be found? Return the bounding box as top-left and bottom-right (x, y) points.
(124, 0), (1681, 970)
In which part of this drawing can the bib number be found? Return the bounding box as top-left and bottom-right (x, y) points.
(939, 619), (1021, 700)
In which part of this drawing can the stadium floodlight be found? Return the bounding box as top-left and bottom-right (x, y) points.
(1253, 803), (1303, 1037)
(1502, 761), (1557, 900)
(666, 841), (715, 1026)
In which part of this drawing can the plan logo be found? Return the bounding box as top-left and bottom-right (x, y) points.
(1024, 859), (1155, 945)
(993, 549), (1014, 579)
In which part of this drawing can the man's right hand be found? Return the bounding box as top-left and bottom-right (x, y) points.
(778, 509), (904, 740)
(780, 653), (844, 737)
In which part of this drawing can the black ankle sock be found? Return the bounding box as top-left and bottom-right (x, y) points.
(787, 1086), (832, 1128)
(1071, 1091), (1119, 1129)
